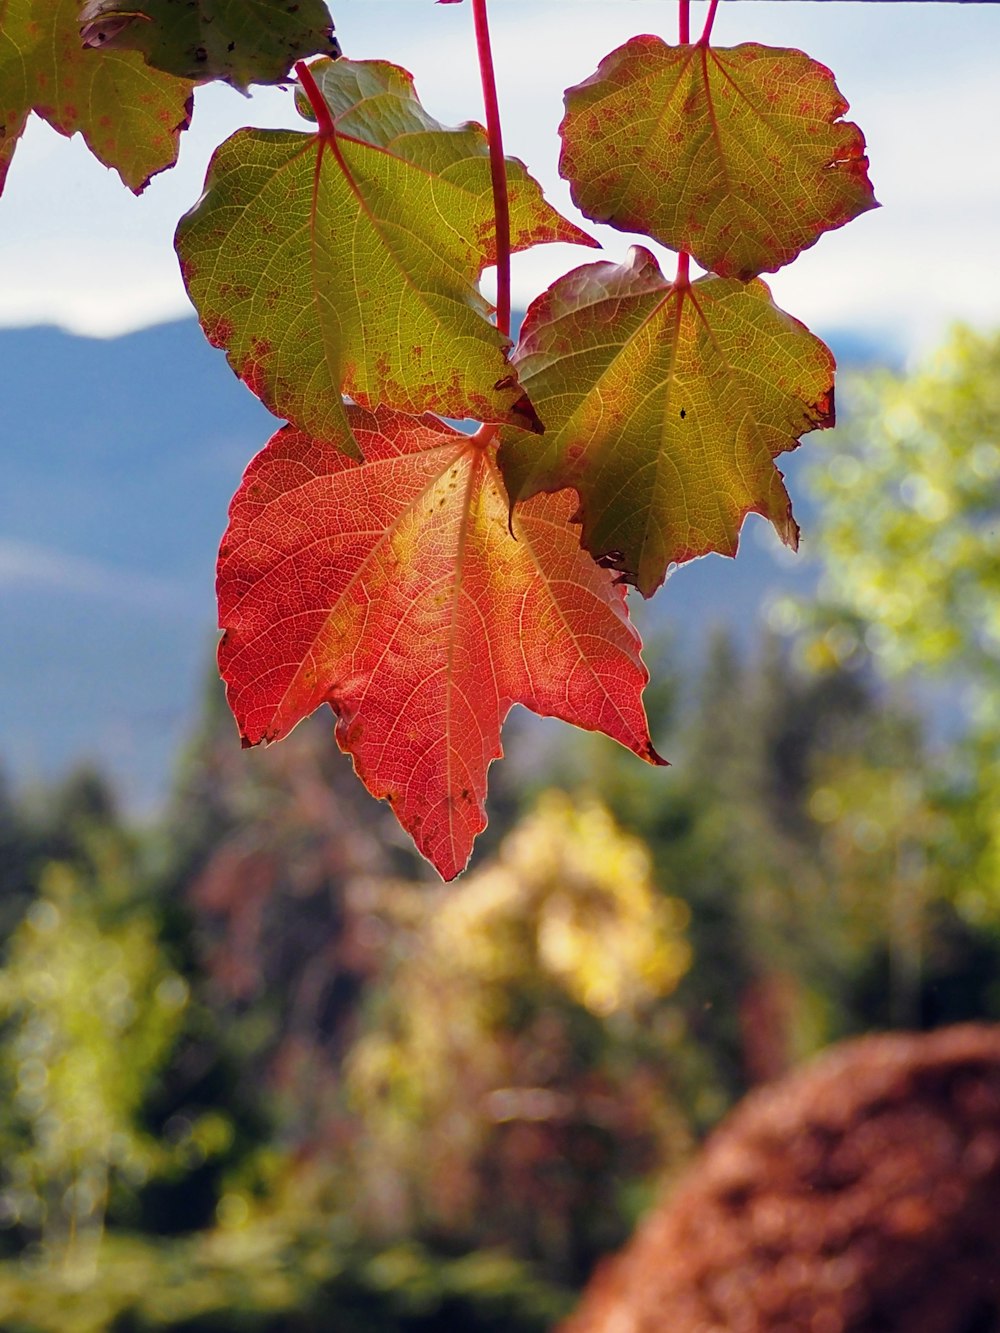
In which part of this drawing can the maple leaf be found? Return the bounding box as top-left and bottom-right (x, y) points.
(78, 0), (340, 91)
(176, 57), (595, 450)
(498, 247), (835, 599)
(0, 0), (192, 198)
(559, 37), (877, 281)
(217, 406), (664, 881)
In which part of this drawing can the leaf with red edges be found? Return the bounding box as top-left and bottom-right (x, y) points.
(177, 57), (595, 449)
(498, 247), (835, 598)
(0, 108), (24, 195)
(560, 37), (877, 280)
(0, 0), (192, 199)
(218, 406), (664, 880)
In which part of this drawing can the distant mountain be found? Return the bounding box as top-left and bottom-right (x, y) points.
(0, 318), (888, 811)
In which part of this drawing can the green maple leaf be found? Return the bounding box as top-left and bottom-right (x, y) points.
(560, 37), (878, 280)
(0, 0), (193, 197)
(78, 0), (340, 90)
(176, 57), (595, 448)
(499, 247), (835, 598)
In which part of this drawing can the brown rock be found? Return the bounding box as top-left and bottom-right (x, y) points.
(561, 1026), (1000, 1333)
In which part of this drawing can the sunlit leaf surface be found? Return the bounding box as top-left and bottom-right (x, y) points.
(500, 247), (835, 597)
(560, 37), (877, 279)
(177, 58), (594, 449)
(218, 406), (663, 879)
(0, 0), (192, 197)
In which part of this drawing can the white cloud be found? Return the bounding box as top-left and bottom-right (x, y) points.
(0, 539), (190, 610)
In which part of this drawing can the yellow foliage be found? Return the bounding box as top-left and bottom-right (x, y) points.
(343, 793), (691, 1239)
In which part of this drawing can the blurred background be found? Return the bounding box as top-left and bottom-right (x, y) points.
(2, 2), (1000, 1329)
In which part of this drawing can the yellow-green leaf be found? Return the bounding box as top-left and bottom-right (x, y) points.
(176, 57), (595, 446)
(560, 37), (877, 280)
(499, 247), (835, 598)
(0, 0), (192, 197)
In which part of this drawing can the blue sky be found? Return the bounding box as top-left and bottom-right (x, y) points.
(0, 1), (997, 357)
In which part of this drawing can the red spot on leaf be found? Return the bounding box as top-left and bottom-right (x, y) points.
(202, 314), (234, 349)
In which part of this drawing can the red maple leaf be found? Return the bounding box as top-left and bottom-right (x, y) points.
(218, 406), (664, 879)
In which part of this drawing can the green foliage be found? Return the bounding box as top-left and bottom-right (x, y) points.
(0, 853), (188, 1265)
(802, 327), (1000, 923)
(0, 1232), (569, 1333)
(535, 627), (971, 1106)
(807, 327), (1000, 694)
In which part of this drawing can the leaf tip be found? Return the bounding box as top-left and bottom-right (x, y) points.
(643, 739), (669, 768)
(782, 511), (801, 554)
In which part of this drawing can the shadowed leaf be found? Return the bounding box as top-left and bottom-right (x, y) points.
(499, 247), (835, 598)
(79, 0), (340, 90)
(560, 37), (877, 280)
(218, 406), (663, 880)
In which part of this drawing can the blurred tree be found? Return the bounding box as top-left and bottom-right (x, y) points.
(0, 759), (575, 1331)
(540, 626), (947, 1116)
(0, 766), (130, 940)
(0, 848), (189, 1275)
(345, 793), (693, 1284)
(0, 769), (33, 933)
(806, 326), (1000, 695)
(802, 326), (1000, 927)
(154, 672), (413, 1148)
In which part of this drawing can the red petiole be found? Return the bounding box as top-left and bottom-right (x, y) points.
(294, 57), (366, 205)
(699, 0), (721, 46)
(470, 0), (512, 449)
(471, 0), (512, 343)
(677, 1), (694, 284)
(295, 59), (335, 140)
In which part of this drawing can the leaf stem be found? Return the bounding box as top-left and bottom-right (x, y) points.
(471, 0), (511, 340)
(295, 60), (336, 140)
(471, 422), (499, 449)
(679, 0), (690, 44)
(675, 251), (691, 290)
(699, 0), (721, 45)
(297, 58), (368, 222)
